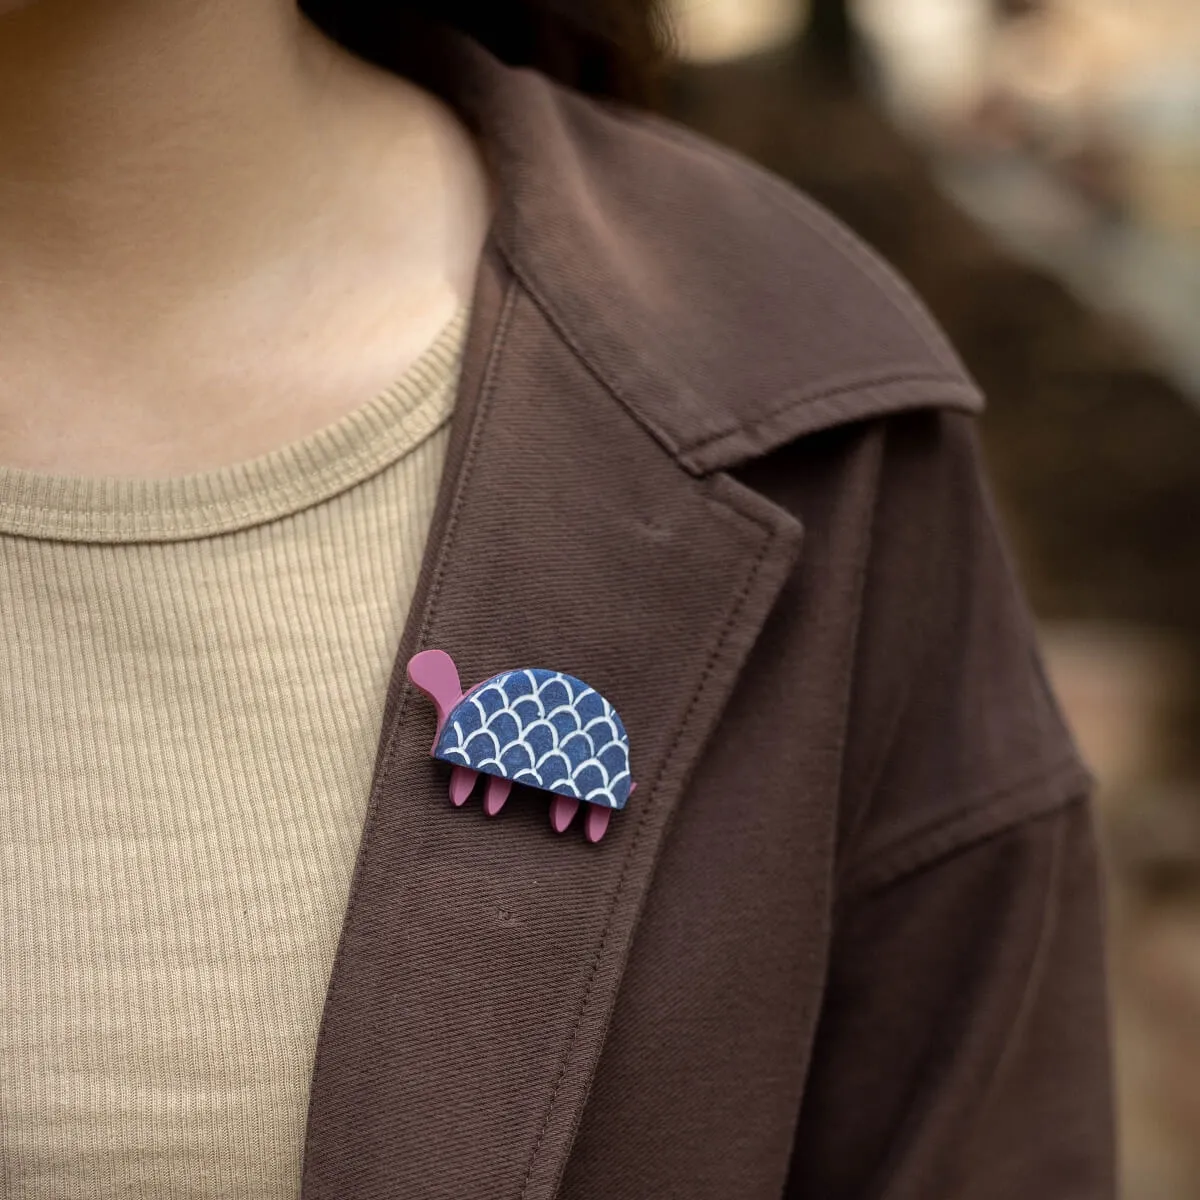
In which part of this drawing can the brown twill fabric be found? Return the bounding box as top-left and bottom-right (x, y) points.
(297, 21), (1114, 1200)
(288, 23), (1119, 1197)
(4, 15), (1116, 1200)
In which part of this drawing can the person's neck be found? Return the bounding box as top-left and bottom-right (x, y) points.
(0, 0), (372, 290)
(0, 0), (492, 478)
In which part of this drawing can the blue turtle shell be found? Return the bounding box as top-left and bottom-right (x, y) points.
(433, 668), (632, 810)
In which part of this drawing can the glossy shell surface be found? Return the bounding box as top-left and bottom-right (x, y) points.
(433, 669), (632, 810)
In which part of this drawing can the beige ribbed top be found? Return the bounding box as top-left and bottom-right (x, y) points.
(0, 307), (468, 1198)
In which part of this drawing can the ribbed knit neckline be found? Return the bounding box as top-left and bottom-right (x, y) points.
(0, 306), (468, 545)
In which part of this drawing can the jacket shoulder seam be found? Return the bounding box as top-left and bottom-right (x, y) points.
(839, 758), (1094, 899)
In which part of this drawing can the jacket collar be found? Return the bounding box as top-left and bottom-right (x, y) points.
(390, 20), (982, 473)
(301, 22), (975, 1197)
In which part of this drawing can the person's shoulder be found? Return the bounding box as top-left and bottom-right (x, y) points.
(497, 74), (984, 472)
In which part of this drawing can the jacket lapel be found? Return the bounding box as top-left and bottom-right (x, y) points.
(300, 237), (804, 1197)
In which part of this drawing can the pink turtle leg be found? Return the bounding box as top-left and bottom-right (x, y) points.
(550, 796), (580, 833)
(483, 775), (512, 817)
(584, 807), (612, 844)
(449, 766), (478, 807)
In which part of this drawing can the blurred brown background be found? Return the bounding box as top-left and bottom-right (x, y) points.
(662, 2), (1200, 1195)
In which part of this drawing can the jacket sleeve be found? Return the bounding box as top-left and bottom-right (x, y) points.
(785, 411), (1117, 1199)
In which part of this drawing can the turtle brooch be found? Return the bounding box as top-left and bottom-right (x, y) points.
(407, 649), (635, 843)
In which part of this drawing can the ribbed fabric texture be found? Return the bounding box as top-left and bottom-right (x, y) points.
(0, 306), (468, 1197)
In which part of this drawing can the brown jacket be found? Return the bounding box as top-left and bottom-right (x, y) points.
(299, 24), (1116, 1199)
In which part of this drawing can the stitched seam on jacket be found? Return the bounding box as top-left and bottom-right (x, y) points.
(493, 239), (691, 464)
(682, 373), (976, 458)
(299, 275), (519, 1195)
(973, 808), (1066, 1120)
(840, 758), (1091, 899)
(870, 801), (1068, 1199)
(500, 237), (975, 477)
(518, 488), (779, 1199)
(496, 222), (978, 476)
(830, 422), (908, 880)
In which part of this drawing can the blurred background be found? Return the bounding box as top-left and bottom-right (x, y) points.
(660, 2), (1199, 1196)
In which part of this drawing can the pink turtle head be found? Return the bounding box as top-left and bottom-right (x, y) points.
(407, 649), (465, 738)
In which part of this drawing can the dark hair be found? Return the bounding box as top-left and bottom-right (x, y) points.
(299, 1), (672, 106)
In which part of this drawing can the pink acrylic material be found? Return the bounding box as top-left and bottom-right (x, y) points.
(409, 647), (631, 840)
(407, 649), (465, 750)
(449, 765), (478, 808)
(550, 796), (580, 833)
(483, 776), (512, 817)
(584, 807), (612, 844)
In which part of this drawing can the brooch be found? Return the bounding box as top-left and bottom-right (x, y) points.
(408, 649), (635, 843)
